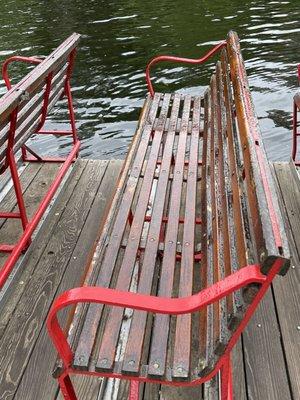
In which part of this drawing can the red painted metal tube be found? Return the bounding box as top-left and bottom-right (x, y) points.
(0, 212), (21, 219)
(0, 244), (15, 252)
(47, 264), (266, 368)
(2, 56), (42, 90)
(0, 140), (80, 288)
(145, 41), (227, 97)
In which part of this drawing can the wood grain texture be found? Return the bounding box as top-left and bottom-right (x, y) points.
(13, 161), (123, 400)
(272, 162), (300, 399)
(0, 162), (61, 337)
(243, 288), (291, 400)
(0, 160), (109, 400)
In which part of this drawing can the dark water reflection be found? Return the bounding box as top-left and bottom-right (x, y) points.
(0, 0), (299, 160)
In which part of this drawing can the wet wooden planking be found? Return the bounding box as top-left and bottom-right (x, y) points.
(271, 162), (300, 398)
(172, 95), (200, 380)
(14, 160), (123, 400)
(122, 93), (181, 375)
(0, 159), (115, 398)
(147, 95), (192, 379)
(72, 94), (162, 371)
(95, 94), (171, 374)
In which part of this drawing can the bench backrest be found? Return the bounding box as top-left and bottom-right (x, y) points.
(0, 33), (80, 172)
(202, 31), (290, 289)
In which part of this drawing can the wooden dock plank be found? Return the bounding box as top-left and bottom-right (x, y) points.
(11, 160), (123, 400)
(272, 162), (300, 399)
(0, 163), (62, 337)
(242, 289), (291, 400)
(0, 160), (298, 400)
(0, 159), (116, 399)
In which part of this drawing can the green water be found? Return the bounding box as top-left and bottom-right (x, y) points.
(0, 0), (299, 159)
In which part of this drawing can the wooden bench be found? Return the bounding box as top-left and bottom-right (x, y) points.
(47, 31), (290, 400)
(0, 33), (81, 287)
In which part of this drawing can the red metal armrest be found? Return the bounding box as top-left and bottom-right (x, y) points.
(47, 264), (266, 369)
(2, 56), (43, 90)
(145, 40), (226, 97)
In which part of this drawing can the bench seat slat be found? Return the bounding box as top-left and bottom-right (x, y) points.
(72, 93), (162, 370)
(95, 94), (171, 373)
(147, 95), (193, 379)
(172, 95), (201, 381)
(121, 93), (181, 376)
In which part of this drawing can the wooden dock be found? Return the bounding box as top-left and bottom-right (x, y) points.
(0, 159), (299, 400)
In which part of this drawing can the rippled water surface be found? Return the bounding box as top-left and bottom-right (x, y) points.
(0, 0), (299, 159)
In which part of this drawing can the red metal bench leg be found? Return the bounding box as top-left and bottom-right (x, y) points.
(129, 380), (140, 400)
(58, 374), (78, 400)
(220, 354), (233, 400)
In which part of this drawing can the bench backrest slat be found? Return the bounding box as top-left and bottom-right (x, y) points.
(0, 33), (80, 171)
(227, 31), (290, 273)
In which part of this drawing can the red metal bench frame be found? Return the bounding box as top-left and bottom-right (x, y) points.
(47, 36), (290, 400)
(0, 33), (80, 288)
(48, 261), (284, 400)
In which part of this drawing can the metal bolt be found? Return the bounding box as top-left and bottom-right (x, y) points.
(177, 367), (183, 373)
(73, 256), (77, 260)
(150, 237), (155, 242)
(291, 265), (295, 269)
(19, 281), (24, 285)
(55, 212), (59, 216)
(153, 362), (160, 369)
(257, 323), (261, 328)
(128, 360), (135, 366)
(297, 326), (300, 331)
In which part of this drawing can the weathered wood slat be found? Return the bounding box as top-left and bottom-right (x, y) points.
(219, 49), (245, 325)
(72, 93), (162, 370)
(121, 93), (181, 375)
(210, 73), (225, 359)
(0, 63), (68, 151)
(172, 96), (200, 380)
(0, 80), (65, 166)
(147, 95), (192, 379)
(227, 31), (290, 271)
(198, 89), (211, 375)
(95, 94), (171, 373)
(0, 33), (80, 122)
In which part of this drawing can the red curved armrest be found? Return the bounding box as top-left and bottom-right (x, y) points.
(2, 56), (43, 90)
(145, 40), (227, 97)
(47, 264), (265, 368)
